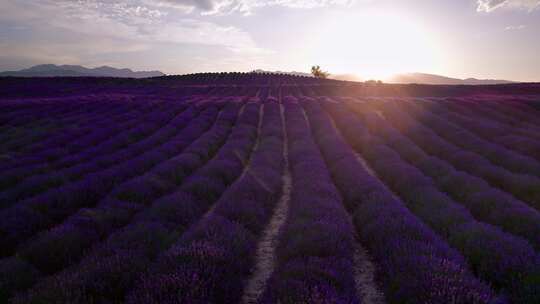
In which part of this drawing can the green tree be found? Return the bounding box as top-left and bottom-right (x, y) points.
(311, 65), (329, 79)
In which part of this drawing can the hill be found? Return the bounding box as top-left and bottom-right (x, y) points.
(251, 70), (514, 84)
(0, 73), (539, 303)
(0, 64), (165, 78)
(385, 72), (514, 85)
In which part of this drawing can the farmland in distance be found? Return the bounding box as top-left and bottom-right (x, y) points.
(1, 73), (540, 303)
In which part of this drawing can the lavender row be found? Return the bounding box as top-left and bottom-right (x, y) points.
(371, 103), (540, 249)
(126, 102), (285, 303)
(0, 98), (185, 174)
(3, 96), (190, 165)
(7, 101), (218, 260)
(53, 101), (199, 170)
(121, 101), (260, 303)
(432, 97), (540, 148)
(445, 102), (540, 154)
(494, 135), (540, 163)
(5, 102), (244, 302)
(0, 97), (95, 128)
(0, 103), (221, 257)
(437, 98), (540, 143)
(450, 99), (540, 154)
(256, 100), (358, 303)
(0, 98), (155, 170)
(490, 100), (540, 128)
(0, 97), (126, 153)
(0, 95), (108, 120)
(309, 100), (497, 303)
(16, 98), (171, 158)
(0, 100), (188, 206)
(0, 101), (198, 204)
(35, 98), (198, 158)
(0, 100), (184, 191)
(372, 101), (540, 212)
(0, 100), (107, 148)
(402, 100), (540, 179)
(10, 98), (133, 146)
(336, 101), (540, 302)
(14, 103), (233, 273)
(0, 102), (167, 192)
(0, 104), (192, 209)
(422, 100), (540, 163)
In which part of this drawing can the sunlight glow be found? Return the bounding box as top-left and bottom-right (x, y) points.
(306, 10), (442, 80)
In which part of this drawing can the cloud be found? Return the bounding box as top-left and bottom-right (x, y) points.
(152, 0), (216, 11)
(0, 0), (354, 72)
(0, 0), (264, 50)
(0, 0), (273, 72)
(155, 0), (356, 15)
(476, 0), (540, 12)
(505, 24), (526, 30)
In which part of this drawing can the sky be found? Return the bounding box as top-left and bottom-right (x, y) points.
(0, 0), (539, 81)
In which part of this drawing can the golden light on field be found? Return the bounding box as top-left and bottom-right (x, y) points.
(306, 10), (443, 80)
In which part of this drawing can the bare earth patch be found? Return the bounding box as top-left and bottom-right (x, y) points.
(353, 240), (386, 304)
(241, 103), (291, 304)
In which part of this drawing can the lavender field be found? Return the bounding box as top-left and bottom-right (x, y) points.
(1, 74), (540, 304)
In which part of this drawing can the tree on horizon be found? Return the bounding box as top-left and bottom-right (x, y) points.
(311, 65), (329, 79)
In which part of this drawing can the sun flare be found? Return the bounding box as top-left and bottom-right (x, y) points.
(307, 11), (442, 80)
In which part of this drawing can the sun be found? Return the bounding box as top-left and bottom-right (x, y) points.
(305, 10), (442, 80)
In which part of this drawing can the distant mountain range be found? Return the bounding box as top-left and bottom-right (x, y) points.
(0, 64), (165, 78)
(385, 72), (514, 85)
(252, 70), (514, 85)
(1, 66), (515, 84)
(330, 72), (514, 85)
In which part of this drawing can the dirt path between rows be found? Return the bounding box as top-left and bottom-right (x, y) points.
(241, 103), (291, 304)
(325, 101), (387, 304)
(203, 103), (263, 220)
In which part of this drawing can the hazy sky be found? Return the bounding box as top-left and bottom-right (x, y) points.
(1, 0), (539, 81)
